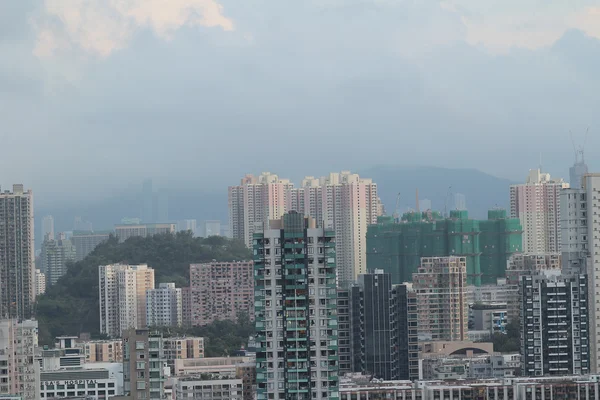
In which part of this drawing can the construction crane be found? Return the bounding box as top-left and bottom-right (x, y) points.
(570, 127), (589, 164)
(393, 193), (401, 221)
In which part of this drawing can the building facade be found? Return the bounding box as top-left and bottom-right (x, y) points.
(42, 215), (54, 240)
(98, 264), (155, 338)
(122, 329), (166, 400)
(40, 232), (76, 286)
(412, 256), (468, 341)
(229, 171), (382, 288)
(114, 223), (176, 242)
(35, 269), (46, 297)
(71, 232), (111, 262)
(0, 319), (40, 400)
(145, 283), (182, 327)
(175, 376), (243, 399)
(510, 169), (568, 254)
(367, 209), (522, 286)
(349, 270), (418, 380)
(189, 261), (254, 326)
(560, 174), (600, 373)
(0, 185), (35, 320)
(81, 340), (124, 363)
(254, 212), (339, 400)
(520, 271), (589, 376)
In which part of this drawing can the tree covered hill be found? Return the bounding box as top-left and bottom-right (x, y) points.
(35, 232), (251, 344)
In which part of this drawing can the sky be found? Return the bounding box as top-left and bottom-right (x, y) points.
(2, 0), (600, 206)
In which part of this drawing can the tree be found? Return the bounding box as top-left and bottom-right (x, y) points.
(35, 232), (251, 345)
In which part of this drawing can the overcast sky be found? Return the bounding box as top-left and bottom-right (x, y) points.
(2, 0), (599, 205)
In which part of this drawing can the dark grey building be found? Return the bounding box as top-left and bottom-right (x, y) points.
(350, 269), (418, 380)
(337, 289), (352, 374)
(520, 271), (589, 376)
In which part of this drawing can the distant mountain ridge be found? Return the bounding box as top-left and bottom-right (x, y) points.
(360, 166), (517, 219)
(34, 166), (516, 243)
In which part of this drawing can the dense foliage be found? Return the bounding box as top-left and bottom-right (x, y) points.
(35, 232), (251, 345)
(491, 322), (520, 353)
(154, 312), (254, 357)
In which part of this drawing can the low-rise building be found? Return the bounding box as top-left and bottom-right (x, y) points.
(174, 375), (243, 400)
(469, 303), (508, 335)
(80, 340), (123, 363)
(420, 353), (520, 380)
(340, 374), (600, 400)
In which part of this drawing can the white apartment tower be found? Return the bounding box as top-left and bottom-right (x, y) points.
(229, 171), (382, 287)
(34, 269), (46, 297)
(510, 169), (568, 254)
(560, 173), (600, 372)
(99, 264), (155, 337)
(0, 185), (35, 320)
(146, 282), (183, 327)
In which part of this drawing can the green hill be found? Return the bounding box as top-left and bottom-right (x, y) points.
(35, 232), (251, 345)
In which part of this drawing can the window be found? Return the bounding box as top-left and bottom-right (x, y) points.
(136, 361), (146, 369)
(136, 341), (145, 350)
(137, 381), (147, 390)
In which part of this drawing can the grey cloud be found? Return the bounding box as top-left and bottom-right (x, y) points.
(0, 0), (599, 205)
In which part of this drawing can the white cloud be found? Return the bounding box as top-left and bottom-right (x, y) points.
(33, 0), (234, 58)
(445, 1), (600, 53)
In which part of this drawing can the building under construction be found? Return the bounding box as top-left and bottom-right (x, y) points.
(366, 209), (522, 286)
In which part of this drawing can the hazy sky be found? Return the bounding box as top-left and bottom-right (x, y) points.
(2, 0), (600, 205)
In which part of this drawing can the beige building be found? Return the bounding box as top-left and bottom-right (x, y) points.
(163, 337), (205, 367)
(81, 339), (124, 363)
(99, 264), (155, 337)
(190, 261), (254, 326)
(0, 319), (40, 400)
(510, 169), (568, 254)
(228, 171), (382, 287)
(413, 256), (468, 341)
(0, 185), (34, 320)
(122, 328), (166, 400)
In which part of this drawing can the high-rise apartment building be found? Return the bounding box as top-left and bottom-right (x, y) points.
(254, 212), (339, 400)
(0, 319), (40, 400)
(177, 219), (197, 236)
(337, 289), (352, 374)
(40, 232), (76, 286)
(560, 173), (600, 372)
(368, 209), (522, 285)
(115, 223), (176, 242)
(349, 270), (418, 380)
(570, 149), (588, 190)
(189, 261), (254, 326)
(0, 184), (34, 320)
(519, 271), (589, 376)
(34, 269), (46, 297)
(204, 220), (221, 237)
(181, 286), (192, 327)
(146, 282), (182, 327)
(454, 193), (467, 211)
(41, 215), (54, 240)
(99, 264), (155, 337)
(412, 256), (468, 341)
(229, 171), (382, 287)
(122, 328), (166, 400)
(71, 231), (111, 261)
(142, 179), (153, 223)
(510, 169), (568, 254)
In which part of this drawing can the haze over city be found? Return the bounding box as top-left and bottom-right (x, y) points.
(2, 0), (600, 211)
